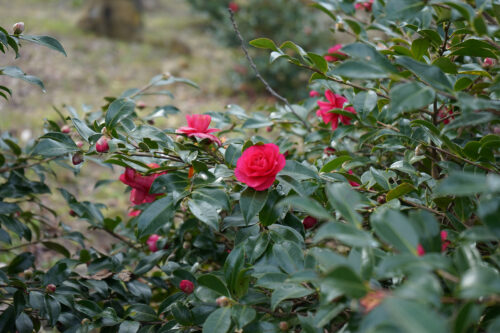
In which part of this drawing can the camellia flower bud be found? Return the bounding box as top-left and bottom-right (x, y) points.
(72, 153), (84, 165)
(279, 321), (289, 331)
(179, 280), (194, 294)
(61, 125), (71, 134)
(416, 244), (425, 256)
(13, 22), (25, 34)
(303, 216), (317, 229)
(46, 284), (56, 293)
(183, 241), (191, 249)
(76, 141), (84, 148)
(216, 296), (230, 307)
(96, 137), (109, 153)
(69, 209), (77, 217)
(377, 195), (386, 204)
(136, 100), (146, 109)
(228, 2), (239, 12)
(146, 234), (160, 252)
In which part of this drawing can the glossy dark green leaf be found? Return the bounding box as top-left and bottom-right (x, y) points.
(271, 284), (314, 310)
(188, 199), (219, 230)
(15, 312), (33, 333)
(321, 265), (367, 300)
(371, 209), (418, 254)
(325, 183), (363, 227)
(313, 221), (378, 248)
(239, 187), (268, 224)
(137, 195), (175, 237)
(202, 307), (231, 333)
(0, 66), (44, 91)
(396, 56), (453, 92)
(198, 274), (230, 297)
(105, 98), (135, 130)
(19, 35), (66, 56)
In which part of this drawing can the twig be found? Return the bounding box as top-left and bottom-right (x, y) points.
(295, 63), (390, 99)
(0, 156), (59, 173)
(425, 144), (499, 174)
(228, 9), (311, 130)
(439, 21), (451, 57)
(400, 198), (445, 217)
(0, 237), (59, 252)
(128, 73), (170, 99)
(99, 227), (140, 250)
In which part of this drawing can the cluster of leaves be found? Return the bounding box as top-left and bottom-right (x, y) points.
(186, 0), (331, 97)
(1, 0), (500, 332)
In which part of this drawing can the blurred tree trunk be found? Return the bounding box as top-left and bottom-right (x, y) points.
(78, 0), (143, 40)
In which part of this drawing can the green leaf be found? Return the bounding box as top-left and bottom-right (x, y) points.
(386, 183), (416, 201)
(42, 241), (70, 258)
(249, 38), (279, 52)
(203, 307), (232, 333)
(386, 0), (425, 20)
(434, 172), (500, 196)
(171, 302), (193, 325)
(313, 221), (378, 248)
(119, 321), (140, 333)
(0, 66), (44, 91)
(32, 133), (79, 157)
(197, 274), (230, 297)
(361, 297), (448, 333)
(396, 56), (453, 92)
(320, 155), (352, 173)
(332, 60), (390, 79)
(188, 199), (220, 230)
(325, 183), (363, 227)
(432, 57), (458, 74)
(19, 35), (66, 56)
(411, 38), (430, 60)
(127, 304), (158, 322)
(320, 265), (367, 300)
(15, 313), (33, 333)
(389, 82), (435, 116)
(371, 209), (418, 254)
(278, 195), (331, 220)
(259, 189), (282, 227)
(231, 305), (256, 329)
(271, 284), (314, 310)
(459, 266), (500, 299)
(8, 252), (34, 274)
(307, 52), (328, 73)
(239, 187), (268, 224)
(137, 195), (175, 237)
(105, 98), (135, 130)
(71, 118), (99, 143)
(45, 295), (60, 326)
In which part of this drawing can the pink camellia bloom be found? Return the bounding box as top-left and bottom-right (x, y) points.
(355, 0), (374, 11)
(147, 234), (160, 252)
(417, 244), (425, 256)
(234, 143), (286, 191)
(309, 90), (321, 98)
(303, 216), (318, 229)
(324, 44), (346, 62)
(438, 107), (454, 124)
(483, 58), (494, 68)
(176, 114), (221, 145)
(348, 170), (360, 187)
(228, 1), (239, 12)
(119, 163), (166, 213)
(317, 90), (356, 130)
(179, 280), (194, 294)
(95, 137), (109, 153)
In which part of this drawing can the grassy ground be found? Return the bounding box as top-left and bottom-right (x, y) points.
(0, 0), (261, 255)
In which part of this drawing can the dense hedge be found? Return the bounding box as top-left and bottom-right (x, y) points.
(1, 1), (500, 332)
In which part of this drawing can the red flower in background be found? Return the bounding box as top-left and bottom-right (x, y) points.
(303, 216), (318, 229)
(348, 170), (360, 187)
(309, 90), (321, 98)
(176, 114), (221, 145)
(438, 107), (454, 124)
(355, 0), (374, 11)
(119, 163), (166, 216)
(235, 143), (286, 191)
(147, 234), (160, 252)
(324, 44), (346, 62)
(317, 90), (356, 130)
(417, 230), (451, 256)
(228, 2), (239, 12)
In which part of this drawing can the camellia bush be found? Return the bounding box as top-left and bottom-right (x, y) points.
(1, 0), (500, 332)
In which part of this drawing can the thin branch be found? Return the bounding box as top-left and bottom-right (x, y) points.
(0, 237), (59, 252)
(295, 63), (390, 99)
(439, 21), (451, 57)
(400, 198), (445, 217)
(0, 156), (58, 173)
(228, 9), (311, 130)
(425, 144), (499, 174)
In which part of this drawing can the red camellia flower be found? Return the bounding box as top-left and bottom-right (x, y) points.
(228, 1), (239, 12)
(119, 163), (166, 212)
(234, 143), (286, 191)
(355, 0), (374, 11)
(309, 90), (321, 98)
(441, 230), (451, 252)
(179, 280), (194, 294)
(95, 137), (109, 153)
(303, 216), (317, 229)
(324, 44), (346, 62)
(176, 114), (221, 145)
(317, 90), (356, 130)
(147, 234), (160, 252)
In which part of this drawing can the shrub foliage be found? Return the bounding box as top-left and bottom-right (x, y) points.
(1, 1), (500, 332)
